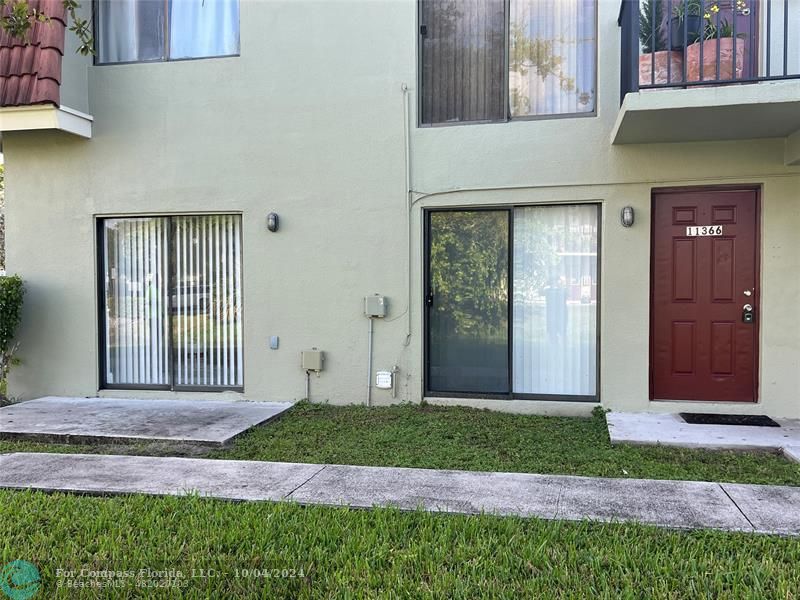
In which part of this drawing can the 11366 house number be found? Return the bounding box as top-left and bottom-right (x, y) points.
(686, 225), (723, 237)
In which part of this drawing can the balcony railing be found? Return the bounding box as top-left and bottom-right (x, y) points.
(619, 0), (800, 102)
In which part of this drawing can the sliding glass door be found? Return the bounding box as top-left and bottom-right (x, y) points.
(425, 205), (599, 400)
(101, 218), (170, 386)
(426, 210), (510, 394)
(100, 215), (243, 391)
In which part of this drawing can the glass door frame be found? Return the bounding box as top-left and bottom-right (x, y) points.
(95, 215), (245, 393)
(424, 207), (514, 398)
(423, 204), (602, 402)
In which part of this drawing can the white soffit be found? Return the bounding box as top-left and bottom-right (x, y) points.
(0, 104), (92, 139)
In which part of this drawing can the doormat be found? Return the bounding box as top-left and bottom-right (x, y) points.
(679, 413), (780, 427)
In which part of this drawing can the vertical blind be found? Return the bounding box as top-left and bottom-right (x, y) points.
(420, 0), (597, 124)
(103, 218), (170, 385)
(420, 0), (508, 124)
(512, 205), (598, 396)
(173, 215), (243, 388)
(101, 215), (243, 389)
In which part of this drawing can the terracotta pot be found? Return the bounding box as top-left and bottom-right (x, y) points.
(639, 51), (685, 85)
(685, 38), (746, 82)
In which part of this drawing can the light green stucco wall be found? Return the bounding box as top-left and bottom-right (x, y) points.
(4, 0), (800, 416)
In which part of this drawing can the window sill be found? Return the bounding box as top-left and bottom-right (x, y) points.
(418, 110), (597, 129)
(93, 53), (240, 67)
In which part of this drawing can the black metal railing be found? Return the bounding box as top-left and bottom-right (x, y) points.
(619, 0), (800, 103)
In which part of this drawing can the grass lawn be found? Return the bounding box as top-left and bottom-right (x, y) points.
(1, 489), (798, 598)
(1, 402), (798, 485)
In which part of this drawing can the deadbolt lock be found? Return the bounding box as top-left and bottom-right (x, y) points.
(743, 304), (755, 324)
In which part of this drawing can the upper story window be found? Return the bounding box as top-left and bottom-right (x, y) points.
(96, 0), (240, 64)
(419, 0), (597, 125)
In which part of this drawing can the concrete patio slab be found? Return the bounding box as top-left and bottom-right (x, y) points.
(607, 411), (800, 452)
(0, 453), (323, 501)
(721, 483), (800, 535)
(2, 452), (798, 534)
(0, 396), (293, 446)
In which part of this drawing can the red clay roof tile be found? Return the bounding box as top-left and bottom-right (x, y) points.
(0, 0), (66, 107)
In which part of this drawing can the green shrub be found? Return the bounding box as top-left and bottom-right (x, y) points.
(0, 275), (25, 388)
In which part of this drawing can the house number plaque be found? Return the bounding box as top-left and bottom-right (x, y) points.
(686, 225), (723, 237)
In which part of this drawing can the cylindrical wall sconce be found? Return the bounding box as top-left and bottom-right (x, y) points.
(621, 206), (635, 228)
(267, 212), (280, 232)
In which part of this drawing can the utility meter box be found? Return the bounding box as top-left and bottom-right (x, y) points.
(365, 295), (387, 318)
(301, 349), (324, 372)
(376, 371), (393, 389)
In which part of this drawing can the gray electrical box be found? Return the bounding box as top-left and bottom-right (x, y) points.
(364, 295), (387, 318)
(301, 349), (324, 372)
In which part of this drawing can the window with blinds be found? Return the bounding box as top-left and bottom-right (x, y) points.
(100, 215), (243, 390)
(419, 0), (597, 125)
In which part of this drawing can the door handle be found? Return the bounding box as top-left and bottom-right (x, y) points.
(425, 292), (434, 307)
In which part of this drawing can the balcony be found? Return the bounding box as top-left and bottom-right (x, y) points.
(613, 0), (800, 158)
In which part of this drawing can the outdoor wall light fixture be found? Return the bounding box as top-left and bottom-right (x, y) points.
(621, 206), (635, 228)
(267, 212), (280, 232)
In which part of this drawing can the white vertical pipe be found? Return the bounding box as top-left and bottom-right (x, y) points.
(367, 317), (373, 406)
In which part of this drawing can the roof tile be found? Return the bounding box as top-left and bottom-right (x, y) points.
(0, 0), (66, 107)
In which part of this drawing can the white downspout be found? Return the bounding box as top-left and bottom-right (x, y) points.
(366, 316), (374, 406)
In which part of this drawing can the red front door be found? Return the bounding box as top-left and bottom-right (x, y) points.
(651, 188), (759, 402)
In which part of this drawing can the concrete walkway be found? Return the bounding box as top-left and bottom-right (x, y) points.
(0, 452), (798, 535)
(607, 412), (800, 462)
(0, 397), (293, 446)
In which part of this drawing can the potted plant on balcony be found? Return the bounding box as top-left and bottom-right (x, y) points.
(639, 0), (684, 85)
(686, 2), (748, 82)
(670, 0), (704, 49)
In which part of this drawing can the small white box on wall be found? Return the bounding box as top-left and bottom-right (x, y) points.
(375, 371), (393, 389)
